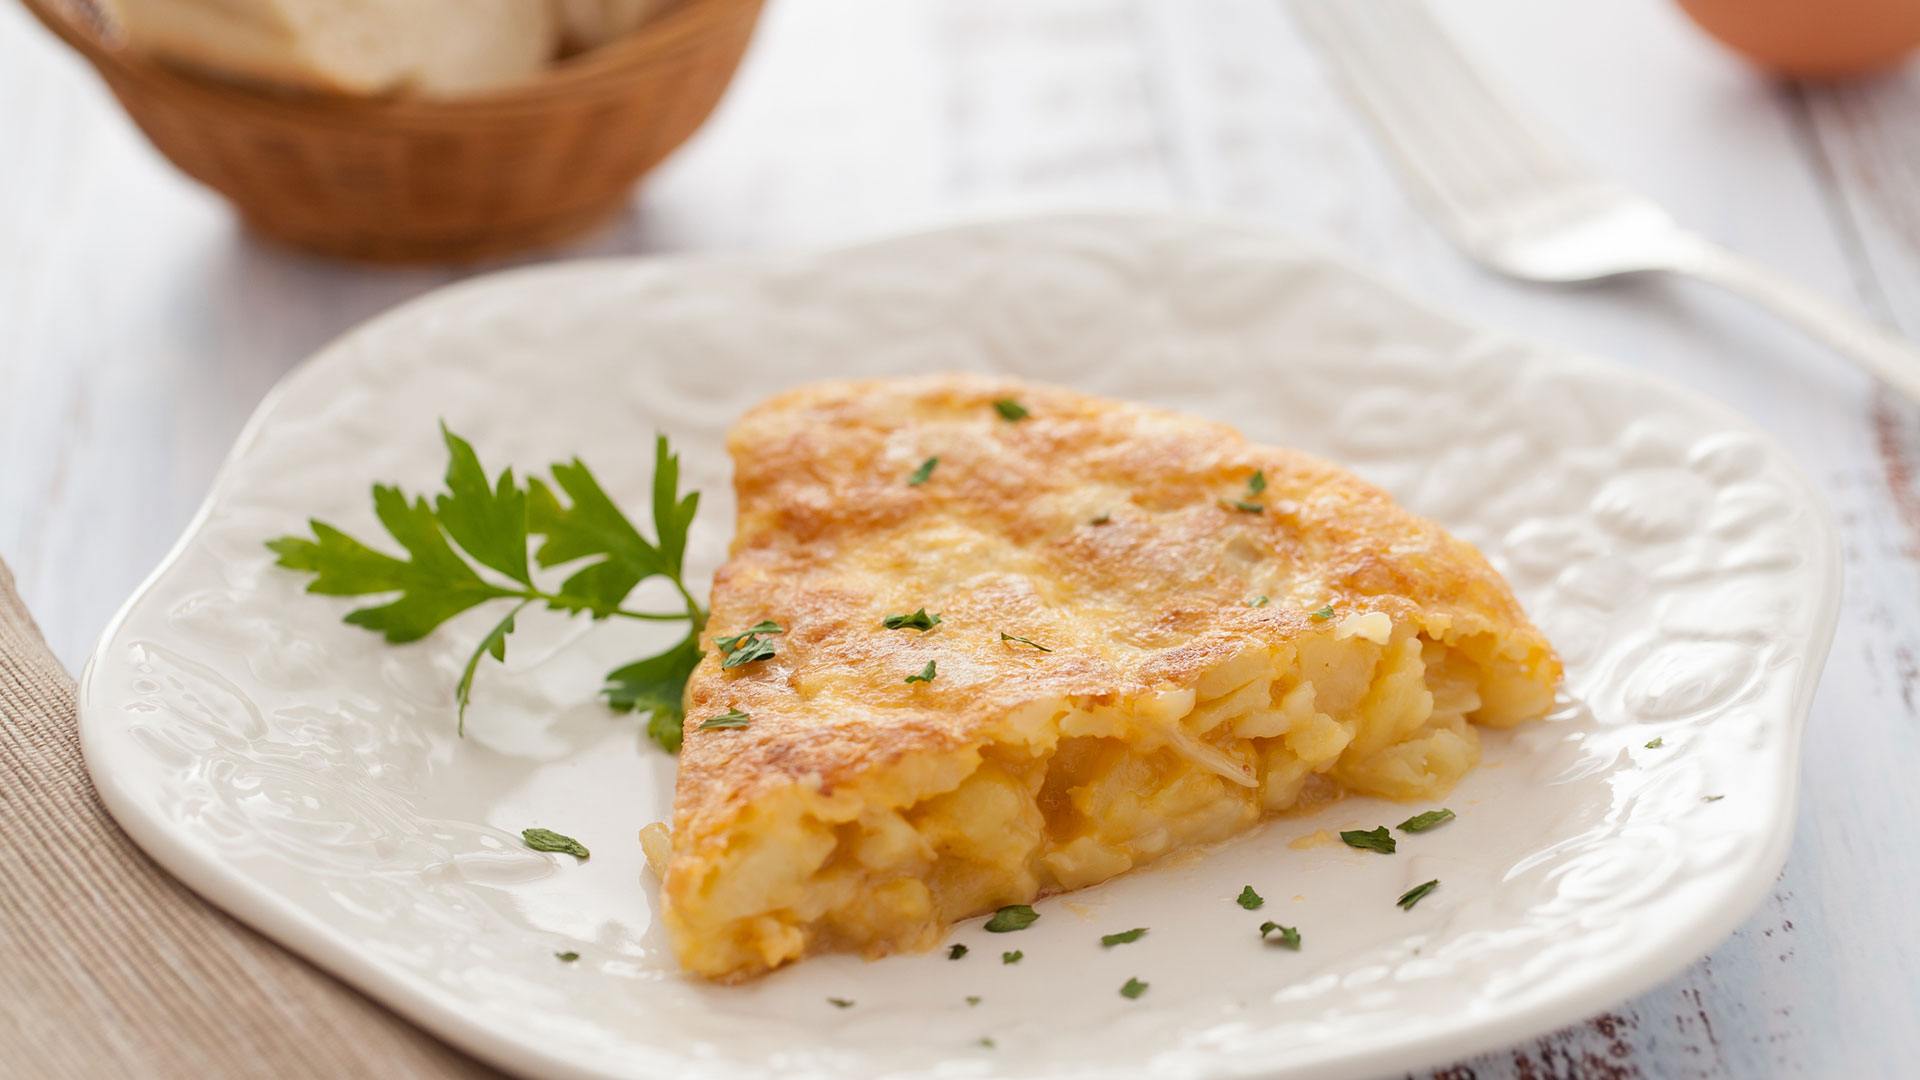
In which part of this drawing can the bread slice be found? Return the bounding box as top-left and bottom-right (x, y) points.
(643, 375), (1560, 981)
(103, 0), (557, 97)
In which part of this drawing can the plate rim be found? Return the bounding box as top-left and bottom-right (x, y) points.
(77, 210), (1844, 1080)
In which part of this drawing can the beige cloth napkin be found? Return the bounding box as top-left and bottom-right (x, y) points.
(0, 558), (502, 1079)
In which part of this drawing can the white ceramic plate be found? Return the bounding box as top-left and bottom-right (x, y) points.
(80, 215), (1838, 1080)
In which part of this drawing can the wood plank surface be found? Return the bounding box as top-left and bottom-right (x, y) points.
(3, 1), (1916, 1076)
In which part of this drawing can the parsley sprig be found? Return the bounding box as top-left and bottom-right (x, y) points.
(268, 425), (707, 749)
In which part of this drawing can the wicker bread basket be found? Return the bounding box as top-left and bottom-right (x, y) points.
(19, 0), (764, 262)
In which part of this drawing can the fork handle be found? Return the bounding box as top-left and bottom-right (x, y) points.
(1670, 238), (1920, 405)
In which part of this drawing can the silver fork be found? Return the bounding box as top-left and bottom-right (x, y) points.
(1289, 0), (1920, 405)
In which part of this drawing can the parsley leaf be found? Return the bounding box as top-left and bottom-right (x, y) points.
(1310, 605), (1335, 620)
(984, 904), (1038, 932)
(528, 458), (661, 617)
(269, 485), (514, 642)
(992, 399), (1029, 421)
(1220, 499), (1264, 513)
(1645, 737), (1664, 749)
(523, 828), (589, 859)
(966, 995), (981, 1006)
(949, 944), (969, 960)
(1001, 950), (1022, 964)
(1237, 885), (1264, 910)
(555, 951), (579, 962)
(1090, 512), (1112, 525)
(1703, 794), (1725, 802)
(721, 637), (776, 668)
(432, 424), (529, 584)
(1398, 809), (1455, 833)
(883, 608), (943, 631)
(714, 620), (783, 645)
(1247, 470), (1267, 496)
(908, 457), (939, 486)
(698, 708), (751, 730)
(1119, 978), (1148, 1000)
(454, 600), (529, 733)
(648, 435), (700, 584)
(1259, 922), (1301, 949)
(979, 1037), (995, 1048)
(1341, 827), (1396, 854)
(1101, 928), (1147, 947)
(435, 424), (533, 586)
(828, 997), (854, 1009)
(603, 633), (704, 753)
(1398, 880), (1439, 909)
(1246, 596), (1269, 608)
(1000, 632), (1051, 652)
(905, 660), (938, 684)
(715, 620), (784, 670)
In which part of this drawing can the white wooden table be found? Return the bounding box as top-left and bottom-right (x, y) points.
(5, 1), (1918, 1076)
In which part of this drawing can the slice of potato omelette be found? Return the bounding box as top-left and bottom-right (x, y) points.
(640, 375), (1559, 980)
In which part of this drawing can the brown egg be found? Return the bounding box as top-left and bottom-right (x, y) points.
(1675, 0), (1920, 80)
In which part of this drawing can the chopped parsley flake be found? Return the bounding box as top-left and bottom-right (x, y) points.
(883, 608), (943, 631)
(1397, 880), (1439, 909)
(1645, 737), (1664, 749)
(1001, 950), (1023, 964)
(1341, 827), (1396, 854)
(966, 995), (981, 1006)
(1236, 885), (1264, 910)
(715, 621), (785, 670)
(905, 660), (938, 684)
(697, 707), (751, 730)
(1703, 794), (1724, 802)
(828, 997), (854, 1008)
(984, 904), (1038, 932)
(993, 399), (1030, 421)
(1259, 922), (1301, 949)
(522, 828), (589, 859)
(555, 951), (580, 962)
(1000, 632), (1052, 652)
(1246, 596), (1269, 608)
(979, 1037), (996, 1049)
(1221, 498), (1264, 513)
(949, 943), (969, 960)
(908, 457), (939, 486)
(1120, 978), (1148, 1000)
(1398, 809), (1454, 833)
(1310, 605), (1335, 621)
(1101, 928), (1147, 947)
(1090, 512), (1112, 525)
(1248, 471), (1267, 496)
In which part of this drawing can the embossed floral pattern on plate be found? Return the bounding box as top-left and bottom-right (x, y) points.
(79, 215), (1839, 1080)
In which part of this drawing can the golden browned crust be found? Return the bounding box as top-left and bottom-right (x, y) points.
(673, 375), (1559, 861)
